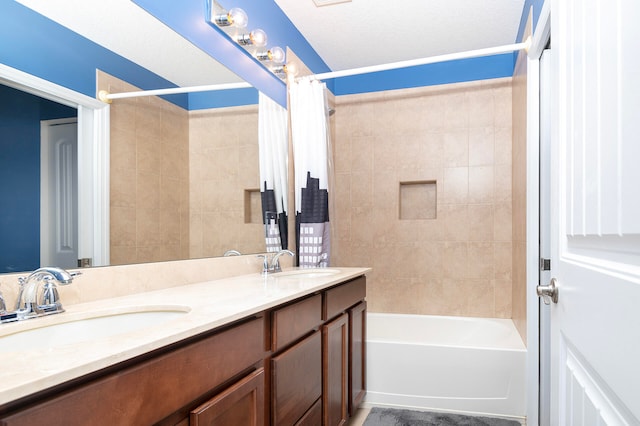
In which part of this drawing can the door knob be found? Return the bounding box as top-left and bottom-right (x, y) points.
(537, 278), (558, 305)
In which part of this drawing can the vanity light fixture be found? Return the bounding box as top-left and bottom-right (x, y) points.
(237, 29), (267, 47)
(213, 7), (248, 28)
(256, 46), (285, 64)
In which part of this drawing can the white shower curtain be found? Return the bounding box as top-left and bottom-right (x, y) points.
(289, 79), (331, 268)
(258, 92), (289, 252)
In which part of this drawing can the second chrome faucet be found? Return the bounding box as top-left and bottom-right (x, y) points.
(258, 250), (295, 275)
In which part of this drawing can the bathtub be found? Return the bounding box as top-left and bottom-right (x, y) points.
(365, 313), (526, 418)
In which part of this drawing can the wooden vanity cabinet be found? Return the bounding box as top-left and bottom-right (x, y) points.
(0, 316), (265, 426)
(322, 276), (367, 426)
(349, 301), (367, 415)
(1, 275), (367, 426)
(322, 313), (348, 426)
(269, 294), (323, 425)
(189, 368), (264, 426)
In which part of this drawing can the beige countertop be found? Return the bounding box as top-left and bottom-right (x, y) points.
(0, 267), (370, 407)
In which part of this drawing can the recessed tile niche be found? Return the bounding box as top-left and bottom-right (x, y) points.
(244, 189), (262, 224)
(399, 181), (437, 220)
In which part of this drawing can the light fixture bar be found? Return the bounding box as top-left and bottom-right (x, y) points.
(303, 38), (532, 81)
(98, 81), (252, 103)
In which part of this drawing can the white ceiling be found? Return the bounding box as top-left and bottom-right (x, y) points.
(275, 0), (526, 71)
(15, 0), (244, 87)
(16, 0), (525, 87)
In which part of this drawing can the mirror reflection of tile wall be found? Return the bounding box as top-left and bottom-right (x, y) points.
(98, 71), (263, 265)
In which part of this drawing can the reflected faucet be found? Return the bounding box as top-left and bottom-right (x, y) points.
(223, 250), (242, 257)
(13, 267), (80, 320)
(258, 249), (295, 275)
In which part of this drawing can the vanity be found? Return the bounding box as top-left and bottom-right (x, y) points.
(0, 267), (368, 426)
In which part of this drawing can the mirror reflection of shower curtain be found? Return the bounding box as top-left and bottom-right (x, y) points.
(289, 79), (331, 268)
(258, 92), (289, 252)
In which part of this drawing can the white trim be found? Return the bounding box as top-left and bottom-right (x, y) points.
(525, 4), (552, 425)
(525, 55), (541, 426)
(528, 0), (552, 60)
(0, 63), (110, 269)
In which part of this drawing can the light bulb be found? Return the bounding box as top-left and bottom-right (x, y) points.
(214, 7), (247, 28)
(237, 29), (267, 47)
(256, 46), (285, 64)
(269, 46), (285, 64)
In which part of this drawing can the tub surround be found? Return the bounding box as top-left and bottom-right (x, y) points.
(0, 261), (369, 407)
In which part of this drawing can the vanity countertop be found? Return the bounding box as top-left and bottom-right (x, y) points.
(0, 267), (370, 407)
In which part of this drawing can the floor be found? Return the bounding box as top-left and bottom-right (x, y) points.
(346, 407), (526, 426)
(346, 407), (371, 425)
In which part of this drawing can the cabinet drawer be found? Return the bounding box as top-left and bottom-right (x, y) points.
(190, 368), (264, 426)
(271, 294), (322, 351)
(323, 276), (366, 321)
(295, 398), (322, 426)
(271, 330), (322, 425)
(1, 316), (265, 426)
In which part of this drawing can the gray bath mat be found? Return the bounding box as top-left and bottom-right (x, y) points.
(363, 407), (521, 426)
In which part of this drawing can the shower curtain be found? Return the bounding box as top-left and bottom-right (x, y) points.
(258, 92), (289, 252)
(289, 79), (331, 268)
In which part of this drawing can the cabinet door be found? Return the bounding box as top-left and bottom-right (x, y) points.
(190, 368), (264, 426)
(322, 313), (348, 426)
(271, 331), (322, 425)
(348, 301), (366, 415)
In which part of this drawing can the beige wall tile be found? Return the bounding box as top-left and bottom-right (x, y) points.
(334, 77), (516, 319)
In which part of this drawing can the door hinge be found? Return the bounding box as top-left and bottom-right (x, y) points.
(540, 258), (551, 271)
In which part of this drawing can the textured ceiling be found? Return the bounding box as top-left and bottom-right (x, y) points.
(275, 0), (526, 71)
(16, 0), (525, 87)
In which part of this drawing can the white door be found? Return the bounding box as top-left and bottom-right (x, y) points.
(41, 119), (78, 269)
(547, 0), (640, 424)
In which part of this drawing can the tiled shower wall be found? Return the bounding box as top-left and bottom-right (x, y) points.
(98, 71), (190, 265)
(333, 78), (514, 318)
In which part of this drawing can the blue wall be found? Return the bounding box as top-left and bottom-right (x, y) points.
(0, 1), (189, 109)
(0, 1), (539, 110)
(0, 84), (77, 273)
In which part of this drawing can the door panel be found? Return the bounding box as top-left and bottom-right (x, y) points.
(41, 119), (78, 268)
(550, 0), (640, 423)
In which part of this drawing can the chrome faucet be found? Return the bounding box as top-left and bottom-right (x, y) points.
(223, 249), (242, 256)
(12, 267), (80, 320)
(258, 249), (295, 275)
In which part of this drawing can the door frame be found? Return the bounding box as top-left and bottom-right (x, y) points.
(0, 63), (110, 267)
(525, 2), (552, 425)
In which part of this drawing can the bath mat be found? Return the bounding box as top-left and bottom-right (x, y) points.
(363, 407), (522, 426)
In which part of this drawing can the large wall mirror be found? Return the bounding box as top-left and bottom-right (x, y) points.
(0, 68), (287, 274)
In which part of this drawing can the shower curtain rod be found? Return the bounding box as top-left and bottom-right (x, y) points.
(97, 37), (530, 102)
(97, 81), (251, 103)
(300, 38), (531, 82)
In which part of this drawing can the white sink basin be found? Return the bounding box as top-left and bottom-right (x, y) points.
(275, 268), (341, 279)
(0, 307), (189, 353)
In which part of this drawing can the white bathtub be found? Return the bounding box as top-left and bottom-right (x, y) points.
(365, 313), (526, 418)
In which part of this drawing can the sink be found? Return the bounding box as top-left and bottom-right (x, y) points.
(275, 268), (341, 279)
(0, 307), (189, 353)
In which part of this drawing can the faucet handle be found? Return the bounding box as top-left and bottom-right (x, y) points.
(256, 254), (270, 275)
(38, 277), (64, 313)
